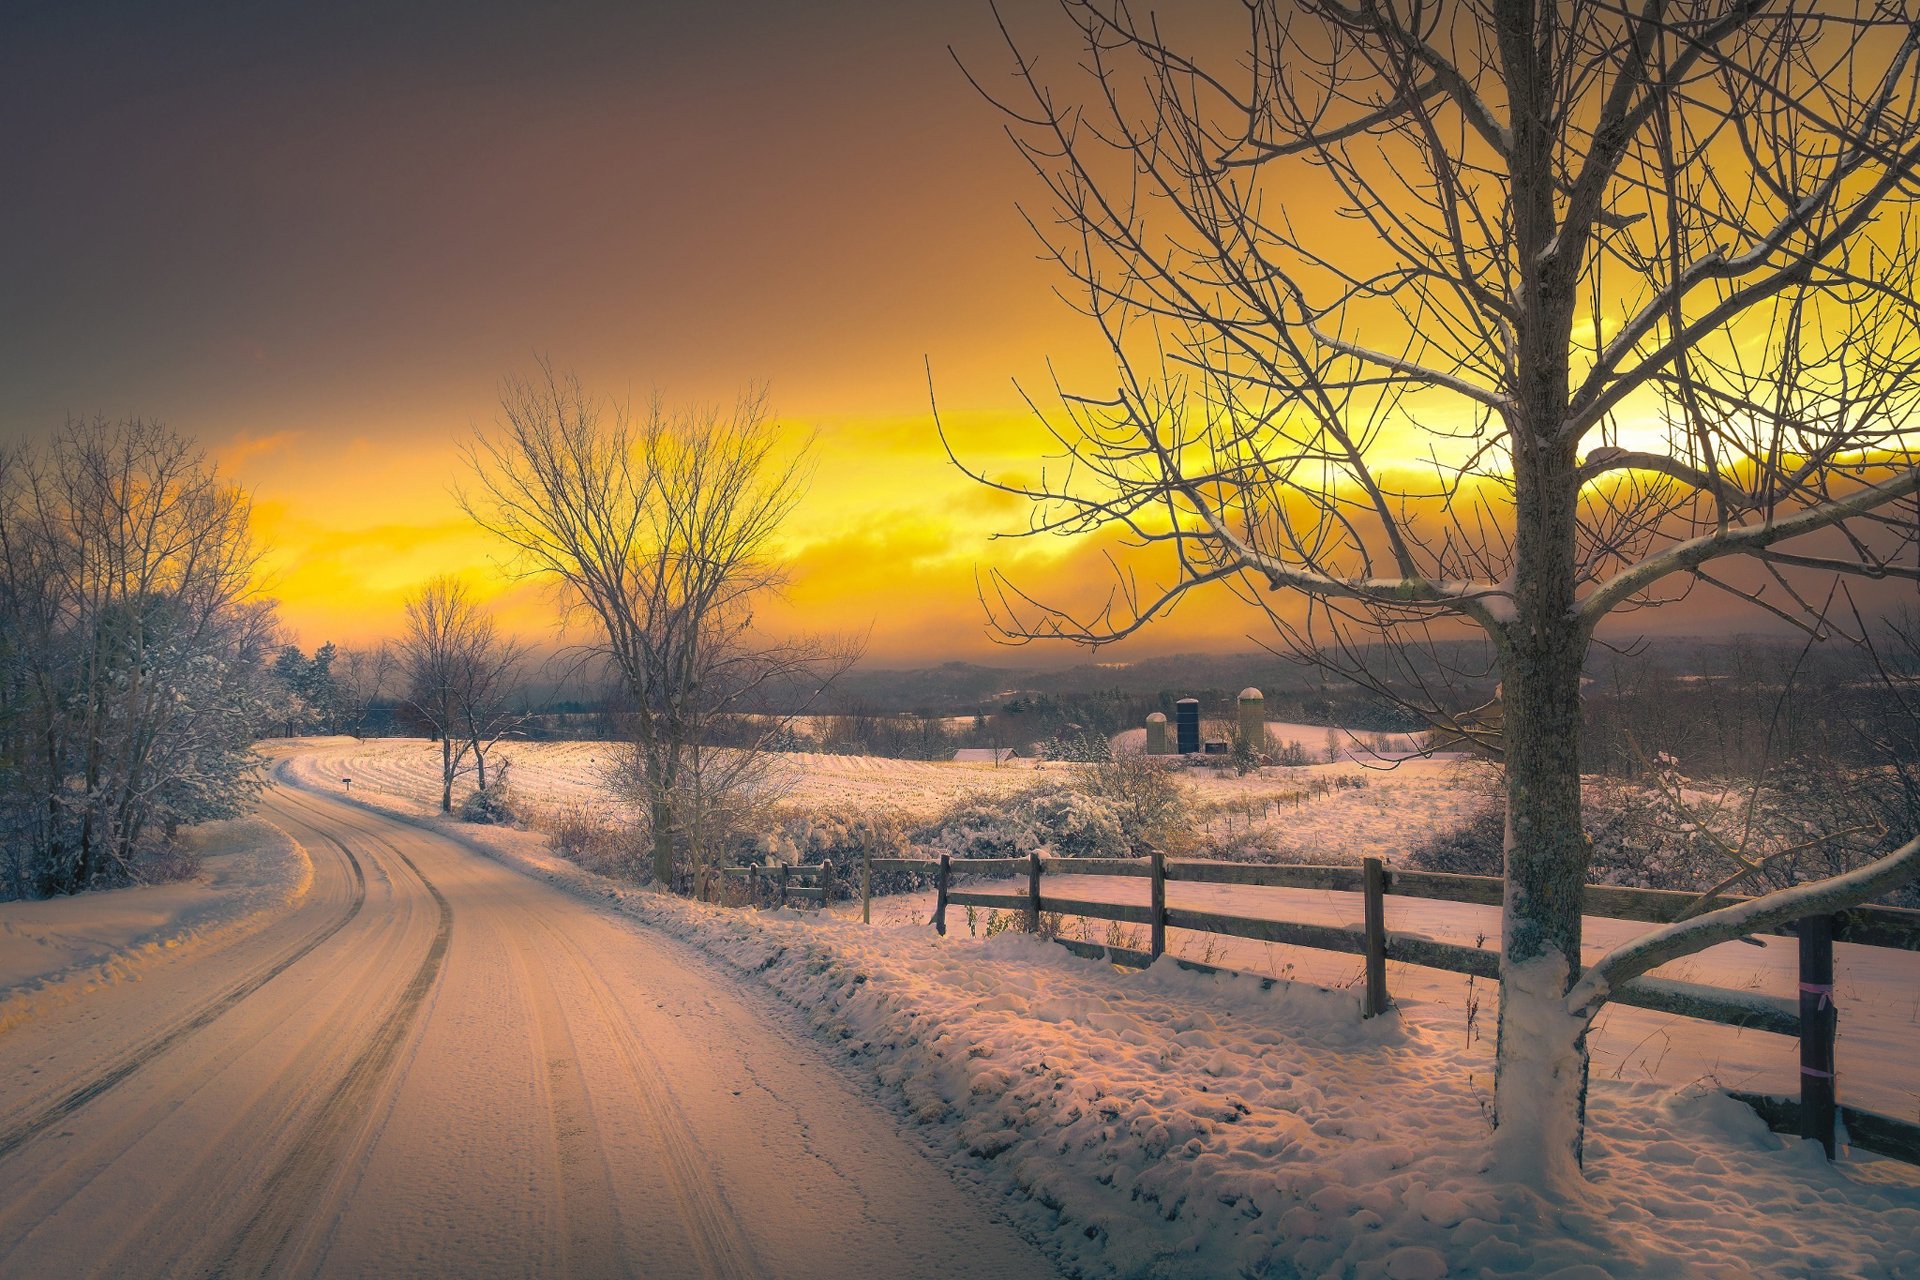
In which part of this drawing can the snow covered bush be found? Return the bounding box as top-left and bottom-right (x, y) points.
(1070, 751), (1195, 854)
(753, 806), (908, 867)
(1404, 801), (1505, 877)
(918, 781), (1130, 861)
(457, 759), (521, 826)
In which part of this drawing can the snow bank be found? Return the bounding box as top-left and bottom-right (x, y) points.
(0, 818), (311, 1033)
(312, 772), (1920, 1280)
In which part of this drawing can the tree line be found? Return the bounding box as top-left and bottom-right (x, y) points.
(0, 422), (272, 898)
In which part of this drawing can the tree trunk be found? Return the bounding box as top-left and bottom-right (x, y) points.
(1489, 0), (1593, 1193)
(650, 795), (675, 887)
(1492, 602), (1591, 1193)
(1492, 417), (1591, 1190)
(440, 734), (454, 813)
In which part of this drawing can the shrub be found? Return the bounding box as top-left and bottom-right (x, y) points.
(1071, 752), (1194, 853)
(536, 801), (647, 881)
(1404, 802), (1504, 877)
(919, 781), (1130, 861)
(458, 760), (520, 825)
(134, 836), (203, 886)
(749, 805), (914, 900)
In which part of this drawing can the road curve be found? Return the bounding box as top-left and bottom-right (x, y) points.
(0, 783), (1059, 1279)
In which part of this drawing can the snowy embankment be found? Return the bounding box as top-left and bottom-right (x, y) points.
(287, 757), (1920, 1280)
(861, 874), (1920, 1125)
(0, 818), (311, 1034)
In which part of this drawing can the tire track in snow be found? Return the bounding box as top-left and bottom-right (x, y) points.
(0, 826), (368, 1163)
(507, 931), (628, 1278)
(203, 820), (454, 1280)
(528, 911), (764, 1280)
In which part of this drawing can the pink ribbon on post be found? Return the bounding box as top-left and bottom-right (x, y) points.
(1798, 982), (1834, 1010)
(1800, 1066), (1835, 1080)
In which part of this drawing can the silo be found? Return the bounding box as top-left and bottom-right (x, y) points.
(1145, 712), (1170, 755)
(1175, 698), (1200, 754)
(1237, 687), (1265, 749)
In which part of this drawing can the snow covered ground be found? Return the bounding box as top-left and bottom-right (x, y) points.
(299, 747), (1920, 1279)
(857, 876), (1920, 1126)
(281, 736), (1489, 859)
(1, 783), (1055, 1278)
(280, 738), (1919, 1118)
(0, 817), (310, 1034)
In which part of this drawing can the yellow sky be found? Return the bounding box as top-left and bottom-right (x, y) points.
(12, 4), (1916, 664)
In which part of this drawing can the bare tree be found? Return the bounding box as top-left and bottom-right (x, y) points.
(461, 363), (858, 887)
(333, 643), (394, 739)
(959, 1), (1920, 1188)
(396, 577), (525, 813)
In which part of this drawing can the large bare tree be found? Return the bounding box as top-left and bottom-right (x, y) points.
(958, 0), (1920, 1188)
(462, 365), (856, 887)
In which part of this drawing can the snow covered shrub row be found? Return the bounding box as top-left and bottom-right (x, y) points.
(753, 806), (910, 866)
(1404, 759), (1920, 907)
(748, 806), (920, 899)
(917, 782), (1132, 861)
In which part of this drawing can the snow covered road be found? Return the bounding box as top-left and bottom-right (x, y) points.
(0, 784), (1059, 1279)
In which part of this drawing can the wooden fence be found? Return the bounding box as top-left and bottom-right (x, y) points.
(718, 860), (835, 910)
(843, 849), (1920, 1166)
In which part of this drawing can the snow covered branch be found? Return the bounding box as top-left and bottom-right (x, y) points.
(1568, 830), (1920, 1017)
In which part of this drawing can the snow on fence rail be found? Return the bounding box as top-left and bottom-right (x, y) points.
(717, 861), (836, 910)
(808, 849), (1920, 1166)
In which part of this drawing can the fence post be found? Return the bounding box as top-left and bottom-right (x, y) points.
(1027, 851), (1043, 934)
(1798, 913), (1838, 1158)
(1150, 849), (1167, 959)
(820, 860), (834, 909)
(862, 848), (873, 924)
(933, 854), (951, 936)
(778, 863), (790, 911)
(1362, 857), (1389, 1017)
(749, 864), (761, 907)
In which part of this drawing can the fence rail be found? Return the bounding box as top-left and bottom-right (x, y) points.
(833, 846), (1920, 1165)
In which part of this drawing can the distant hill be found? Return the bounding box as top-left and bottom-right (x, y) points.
(824, 634), (1829, 717)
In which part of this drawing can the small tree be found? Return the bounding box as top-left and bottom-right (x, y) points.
(396, 577), (524, 813)
(333, 643), (394, 739)
(962, 0), (1920, 1188)
(462, 363), (857, 885)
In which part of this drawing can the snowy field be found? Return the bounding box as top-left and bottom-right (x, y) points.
(280, 735), (1490, 858)
(301, 765), (1920, 1280)
(0, 818), (310, 1034)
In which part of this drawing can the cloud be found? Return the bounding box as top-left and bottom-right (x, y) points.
(216, 429), (305, 469)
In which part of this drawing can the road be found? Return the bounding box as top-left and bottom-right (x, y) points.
(0, 784), (1059, 1279)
